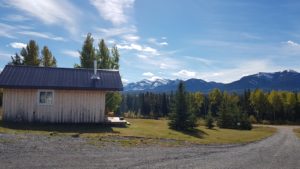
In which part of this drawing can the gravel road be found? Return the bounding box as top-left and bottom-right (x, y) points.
(0, 126), (299, 169)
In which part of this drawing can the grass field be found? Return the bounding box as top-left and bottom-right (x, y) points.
(293, 128), (300, 138)
(0, 118), (276, 145)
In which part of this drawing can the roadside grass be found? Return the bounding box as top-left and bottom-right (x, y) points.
(0, 118), (276, 145)
(293, 128), (300, 138)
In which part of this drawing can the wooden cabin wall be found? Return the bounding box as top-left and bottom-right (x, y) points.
(2, 88), (106, 123)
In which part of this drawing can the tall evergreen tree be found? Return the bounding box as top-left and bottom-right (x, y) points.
(22, 40), (40, 66)
(98, 39), (110, 69)
(169, 81), (197, 131)
(111, 45), (120, 69)
(41, 46), (56, 67)
(10, 53), (24, 65)
(79, 33), (95, 68)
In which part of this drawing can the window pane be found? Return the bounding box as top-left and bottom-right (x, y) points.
(46, 92), (53, 104)
(40, 92), (46, 103)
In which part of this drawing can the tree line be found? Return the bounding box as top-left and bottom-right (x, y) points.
(120, 88), (300, 125)
(10, 40), (56, 67)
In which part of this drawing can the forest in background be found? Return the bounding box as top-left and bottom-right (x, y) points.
(120, 89), (300, 124)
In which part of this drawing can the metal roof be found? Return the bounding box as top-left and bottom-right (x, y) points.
(0, 65), (123, 91)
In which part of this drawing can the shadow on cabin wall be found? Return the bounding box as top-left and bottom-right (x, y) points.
(0, 120), (123, 133)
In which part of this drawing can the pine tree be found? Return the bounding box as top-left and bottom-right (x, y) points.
(22, 40), (40, 66)
(41, 46), (56, 67)
(169, 81), (197, 131)
(79, 33), (95, 68)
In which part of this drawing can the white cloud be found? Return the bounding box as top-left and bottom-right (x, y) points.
(142, 72), (154, 77)
(148, 76), (163, 81)
(5, 0), (80, 34)
(197, 59), (282, 83)
(62, 50), (79, 58)
(285, 40), (300, 47)
(137, 54), (148, 59)
(160, 63), (169, 69)
(90, 0), (135, 25)
(185, 56), (213, 65)
(122, 34), (140, 42)
(159, 42), (168, 46)
(173, 70), (196, 78)
(122, 78), (129, 84)
(2, 14), (30, 22)
(18, 31), (65, 41)
(148, 38), (168, 46)
(0, 51), (12, 61)
(240, 33), (262, 40)
(9, 42), (26, 49)
(0, 23), (16, 38)
(95, 26), (137, 39)
(117, 43), (158, 55)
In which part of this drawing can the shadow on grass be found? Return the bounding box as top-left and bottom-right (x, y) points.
(176, 128), (208, 139)
(0, 120), (126, 134)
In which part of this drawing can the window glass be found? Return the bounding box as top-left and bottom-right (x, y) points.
(39, 91), (53, 104)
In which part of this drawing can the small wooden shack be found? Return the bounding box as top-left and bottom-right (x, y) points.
(0, 65), (123, 123)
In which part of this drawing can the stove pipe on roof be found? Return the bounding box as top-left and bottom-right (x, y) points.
(91, 60), (100, 80)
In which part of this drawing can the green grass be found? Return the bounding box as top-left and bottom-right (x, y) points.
(293, 128), (300, 138)
(0, 118), (276, 145)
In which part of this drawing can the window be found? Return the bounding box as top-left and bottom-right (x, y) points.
(38, 90), (53, 105)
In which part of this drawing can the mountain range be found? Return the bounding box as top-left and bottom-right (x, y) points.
(124, 70), (300, 93)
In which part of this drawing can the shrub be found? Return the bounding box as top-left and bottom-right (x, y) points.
(205, 112), (214, 129)
(238, 113), (252, 130)
(249, 115), (257, 124)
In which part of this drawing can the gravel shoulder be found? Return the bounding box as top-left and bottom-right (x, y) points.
(0, 125), (299, 169)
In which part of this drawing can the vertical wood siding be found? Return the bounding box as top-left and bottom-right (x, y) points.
(2, 89), (106, 123)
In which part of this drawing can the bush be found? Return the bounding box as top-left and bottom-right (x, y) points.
(205, 112), (214, 129)
(238, 113), (252, 130)
(249, 115), (257, 124)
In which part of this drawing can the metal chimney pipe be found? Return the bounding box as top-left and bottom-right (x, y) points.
(94, 60), (97, 75)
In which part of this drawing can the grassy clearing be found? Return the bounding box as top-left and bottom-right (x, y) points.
(0, 118), (276, 146)
(293, 128), (300, 138)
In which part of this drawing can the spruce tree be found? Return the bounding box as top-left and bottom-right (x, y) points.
(205, 111), (214, 129)
(97, 39), (110, 69)
(10, 53), (24, 65)
(22, 40), (40, 66)
(169, 81), (197, 131)
(41, 46), (56, 67)
(79, 33), (95, 68)
(111, 45), (120, 69)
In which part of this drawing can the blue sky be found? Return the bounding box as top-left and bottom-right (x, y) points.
(1, 0), (300, 84)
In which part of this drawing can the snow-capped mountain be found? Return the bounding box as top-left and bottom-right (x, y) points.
(124, 70), (300, 93)
(124, 78), (174, 91)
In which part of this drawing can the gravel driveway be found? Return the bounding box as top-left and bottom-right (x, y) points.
(0, 125), (299, 169)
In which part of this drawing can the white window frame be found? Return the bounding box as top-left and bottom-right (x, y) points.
(38, 90), (54, 105)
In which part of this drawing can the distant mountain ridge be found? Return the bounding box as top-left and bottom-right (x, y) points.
(124, 70), (300, 93)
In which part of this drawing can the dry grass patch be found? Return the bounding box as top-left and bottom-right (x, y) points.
(293, 128), (300, 138)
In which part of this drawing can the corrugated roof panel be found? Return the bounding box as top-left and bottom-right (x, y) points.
(0, 65), (123, 91)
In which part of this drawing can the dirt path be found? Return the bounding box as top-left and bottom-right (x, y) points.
(0, 126), (299, 169)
